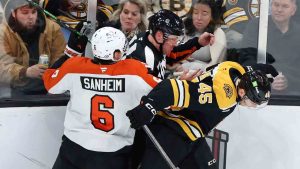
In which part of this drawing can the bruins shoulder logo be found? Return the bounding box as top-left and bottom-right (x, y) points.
(223, 84), (233, 99)
(248, 0), (260, 18)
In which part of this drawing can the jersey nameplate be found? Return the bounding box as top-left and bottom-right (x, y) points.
(80, 76), (125, 92)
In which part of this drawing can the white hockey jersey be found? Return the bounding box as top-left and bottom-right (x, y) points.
(43, 57), (159, 152)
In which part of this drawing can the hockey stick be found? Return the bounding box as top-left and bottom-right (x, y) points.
(142, 125), (180, 169)
(26, 0), (92, 42)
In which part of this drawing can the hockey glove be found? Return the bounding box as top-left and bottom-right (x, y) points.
(64, 21), (90, 57)
(126, 96), (158, 129)
(252, 64), (279, 83)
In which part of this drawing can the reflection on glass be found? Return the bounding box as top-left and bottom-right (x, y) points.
(0, 0), (66, 99)
(241, 0), (300, 96)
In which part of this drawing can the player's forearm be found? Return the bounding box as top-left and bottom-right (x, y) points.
(168, 37), (202, 61)
(146, 79), (177, 110)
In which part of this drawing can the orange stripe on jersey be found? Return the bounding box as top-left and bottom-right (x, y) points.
(43, 57), (160, 91)
(168, 46), (197, 60)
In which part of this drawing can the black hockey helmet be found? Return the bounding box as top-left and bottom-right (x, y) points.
(148, 9), (184, 38)
(239, 70), (271, 105)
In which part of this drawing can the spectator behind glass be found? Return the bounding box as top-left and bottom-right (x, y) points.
(63, 0), (148, 58)
(222, 0), (259, 48)
(170, 0), (226, 74)
(241, 0), (300, 95)
(0, 0), (66, 96)
(104, 0), (148, 42)
(0, 0), (9, 98)
(42, 0), (114, 40)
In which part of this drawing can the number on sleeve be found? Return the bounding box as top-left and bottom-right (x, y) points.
(198, 83), (213, 104)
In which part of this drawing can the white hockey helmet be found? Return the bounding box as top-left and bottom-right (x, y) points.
(91, 27), (128, 62)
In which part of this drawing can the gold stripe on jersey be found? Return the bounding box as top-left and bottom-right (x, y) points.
(212, 61), (245, 110)
(182, 80), (190, 107)
(223, 7), (245, 18)
(191, 77), (199, 83)
(57, 16), (80, 28)
(226, 16), (248, 27)
(223, 7), (249, 27)
(170, 79), (179, 106)
(170, 79), (190, 108)
(157, 111), (204, 141)
(98, 5), (114, 18)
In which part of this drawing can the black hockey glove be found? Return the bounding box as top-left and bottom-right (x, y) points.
(64, 21), (89, 57)
(126, 96), (158, 129)
(252, 64), (279, 83)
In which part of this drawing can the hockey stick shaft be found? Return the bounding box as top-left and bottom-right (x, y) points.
(142, 125), (180, 169)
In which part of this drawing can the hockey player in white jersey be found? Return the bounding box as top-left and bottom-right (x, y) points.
(43, 27), (160, 169)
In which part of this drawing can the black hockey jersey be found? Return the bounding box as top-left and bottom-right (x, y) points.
(127, 31), (202, 79)
(223, 0), (260, 33)
(148, 61), (247, 141)
(42, 0), (113, 28)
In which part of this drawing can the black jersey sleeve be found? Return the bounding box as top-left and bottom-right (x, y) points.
(146, 79), (201, 111)
(167, 37), (202, 64)
(145, 80), (174, 110)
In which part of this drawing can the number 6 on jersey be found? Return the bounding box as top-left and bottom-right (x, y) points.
(91, 95), (114, 132)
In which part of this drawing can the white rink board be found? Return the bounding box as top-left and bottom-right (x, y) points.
(218, 105), (300, 169)
(0, 106), (66, 169)
(0, 105), (300, 169)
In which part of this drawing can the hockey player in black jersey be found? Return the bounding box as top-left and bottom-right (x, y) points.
(127, 61), (279, 169)
(127, 9), (214, 79)
(127, 9), (214, 169)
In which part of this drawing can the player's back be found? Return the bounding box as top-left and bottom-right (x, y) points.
(43, 57), (159, 152)
(156, 61), (245, 140)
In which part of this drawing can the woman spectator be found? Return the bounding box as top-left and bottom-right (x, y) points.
(169, 0), (226, 74)
(103, 0), (148, 42)
(64, 0), (148, 58)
